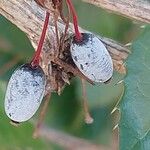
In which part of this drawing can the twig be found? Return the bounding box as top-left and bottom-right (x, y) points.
(83, 0), (150, 24)
(81, 79), (94, 124)
(0, 0), (129, 74)
(39, 126), (112, 150)
(33, 93), (51, 138)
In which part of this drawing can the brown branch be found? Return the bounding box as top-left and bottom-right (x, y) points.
(0, 0), (129, 74)
(39, 126), (115, 150)
(83, 0), (150, 24)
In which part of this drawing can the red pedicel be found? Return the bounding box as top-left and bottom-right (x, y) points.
(66, 0), (82, 42)
(31, 12), (50, 66)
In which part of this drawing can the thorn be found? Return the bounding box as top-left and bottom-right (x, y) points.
(57, 86), (62, 95)
(66, 80), (70, 85)
(125, 42), (132, 47)
(62, 72), (70, 85)
(123, 62), (127, 66)
(140, 25), (146, 29)
(111, 107), (117, 114)
(114, 80), (124, 86)
(113, 124), (119, 131)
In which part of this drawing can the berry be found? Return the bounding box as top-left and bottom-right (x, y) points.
(5, 64), (46, 122)
(70, 33), (113, 83)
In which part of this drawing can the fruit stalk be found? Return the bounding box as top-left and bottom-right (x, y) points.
(31, 11), (50, 66)
(66, 0), (82, 41)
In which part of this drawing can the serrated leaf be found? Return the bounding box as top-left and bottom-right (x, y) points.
(119, 26), (150, 150)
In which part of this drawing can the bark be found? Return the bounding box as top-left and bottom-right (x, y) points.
(83, 0), (150, 24)
(38, 126), (118, 150)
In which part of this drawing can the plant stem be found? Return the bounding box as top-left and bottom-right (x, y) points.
(66, 0), (82, 41)
(31, 11), (50, 66)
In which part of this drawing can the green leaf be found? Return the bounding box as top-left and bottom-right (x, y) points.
(119, 26), (150, 150)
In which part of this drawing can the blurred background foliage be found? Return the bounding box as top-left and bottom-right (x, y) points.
(0, 0), (142, 149)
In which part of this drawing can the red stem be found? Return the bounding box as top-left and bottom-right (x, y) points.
(66, 0), (82, 41)
(31, 12), (50, 66)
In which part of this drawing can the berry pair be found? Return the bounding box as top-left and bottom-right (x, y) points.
(4, 0), (113, 123)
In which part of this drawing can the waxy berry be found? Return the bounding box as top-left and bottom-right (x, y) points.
(5, 64), (46, 122)
(70, 33), (113, 83)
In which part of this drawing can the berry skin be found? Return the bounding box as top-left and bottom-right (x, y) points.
(4, 64), (46, 123)
(70, 33), (113, 83)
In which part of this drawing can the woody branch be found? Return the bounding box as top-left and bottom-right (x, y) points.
(83, 0), (150, 24)
(0, 0), (129, 74)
